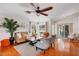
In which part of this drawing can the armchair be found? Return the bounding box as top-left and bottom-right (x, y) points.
(34, 32), (50, 53)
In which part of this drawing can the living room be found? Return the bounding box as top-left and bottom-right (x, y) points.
(0, 3), (79, 56)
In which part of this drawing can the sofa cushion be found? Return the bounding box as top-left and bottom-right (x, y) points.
(15, 32), (28, 44)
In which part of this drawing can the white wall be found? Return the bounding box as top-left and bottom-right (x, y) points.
(51, 22), (55, 35)
(48, 20), (52, 35)
(52, 12), (79, 35)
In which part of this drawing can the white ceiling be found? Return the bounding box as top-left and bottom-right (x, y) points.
(0, 3), (79, 21)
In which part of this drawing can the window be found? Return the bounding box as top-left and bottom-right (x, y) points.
(29, 22), (48, 37)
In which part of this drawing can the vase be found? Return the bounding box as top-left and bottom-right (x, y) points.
(9, 37), (14, 44)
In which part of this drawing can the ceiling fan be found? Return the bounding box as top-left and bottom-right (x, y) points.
(25, 3), (53, 16)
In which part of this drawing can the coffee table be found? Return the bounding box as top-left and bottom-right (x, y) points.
(28, 36), (42, 46)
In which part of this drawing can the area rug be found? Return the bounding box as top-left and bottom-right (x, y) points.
(14, 42), (41, 56)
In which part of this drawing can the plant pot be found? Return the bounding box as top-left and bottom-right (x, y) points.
(9, 37), (14, 44)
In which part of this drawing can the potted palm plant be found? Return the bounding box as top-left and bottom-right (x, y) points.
(2, 17), (19, 44)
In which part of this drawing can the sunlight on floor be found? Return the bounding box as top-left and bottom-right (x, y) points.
(57, 38), (70, 52)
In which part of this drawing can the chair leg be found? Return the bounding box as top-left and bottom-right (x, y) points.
(50, 43), (55, 48)
(44, 50), (45, 54)
(36, 47), (38, 51)
(50, 44), (52, 48)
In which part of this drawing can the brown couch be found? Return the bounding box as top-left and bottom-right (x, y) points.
(14, 32), (29, 44)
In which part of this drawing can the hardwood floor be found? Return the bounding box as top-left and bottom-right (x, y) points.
(0, 39), (79, 56)
(37, 39), (79, 56)
(0, 45), (20, 56)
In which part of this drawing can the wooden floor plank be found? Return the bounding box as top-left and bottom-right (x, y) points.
(0, 45), (20, 56)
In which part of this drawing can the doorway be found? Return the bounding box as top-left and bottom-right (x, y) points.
(57, 23), (73, 38)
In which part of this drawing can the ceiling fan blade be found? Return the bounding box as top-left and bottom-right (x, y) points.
(25, 11), (32, 13)
(25, 10), (35, 13)
(30, 3), (36, 8)
(40, 7), (53, 12)
(40, 13), (48, 16)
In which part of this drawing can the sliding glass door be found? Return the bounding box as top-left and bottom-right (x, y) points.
(57, 23), (73, 38)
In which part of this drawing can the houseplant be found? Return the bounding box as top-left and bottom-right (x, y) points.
(2, 17), (19, 44)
